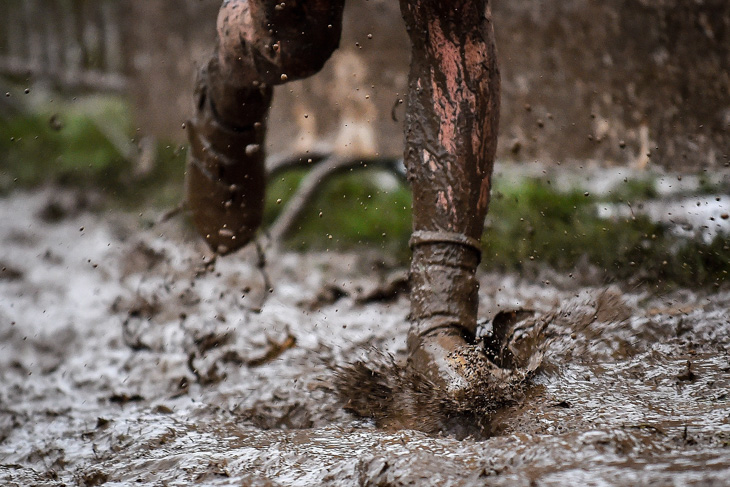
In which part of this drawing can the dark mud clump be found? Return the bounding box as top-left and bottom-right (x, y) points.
(334, 289), (634, 437)
(335, 351), (541, 437)
(334, 312), (545, 437)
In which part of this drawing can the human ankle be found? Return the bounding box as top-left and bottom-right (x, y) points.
(408, 234), (481, 339)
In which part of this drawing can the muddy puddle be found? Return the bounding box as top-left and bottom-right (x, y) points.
(1, 187), (729, 486)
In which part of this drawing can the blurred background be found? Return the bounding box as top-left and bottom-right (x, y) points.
(1, 0), (729, 287)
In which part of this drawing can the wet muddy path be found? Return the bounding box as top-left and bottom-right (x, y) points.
(1, 188), (729, 486)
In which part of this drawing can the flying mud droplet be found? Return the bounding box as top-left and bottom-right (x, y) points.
(218, 228), (235, 239)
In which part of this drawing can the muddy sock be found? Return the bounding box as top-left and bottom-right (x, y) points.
(407, 236), (482, 347)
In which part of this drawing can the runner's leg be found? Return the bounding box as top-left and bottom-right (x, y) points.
(399, 0), (501, 391)
(186, 0), (345, 254)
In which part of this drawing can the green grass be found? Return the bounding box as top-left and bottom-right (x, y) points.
(1, 93), (727, 288)
(1, 96), (132, 188)
(265, 169), (412, 259)
(0, 94), (187, 206)
(604, 177), (658, 202)
(265, 171), (728, 288)
(484, 178), (729, 287)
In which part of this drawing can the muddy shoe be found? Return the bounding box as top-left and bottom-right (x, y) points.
(407, 326), (492, 398)
(185, 62), (272, 255)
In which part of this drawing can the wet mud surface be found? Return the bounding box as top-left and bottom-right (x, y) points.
(1, 188), (729, 486)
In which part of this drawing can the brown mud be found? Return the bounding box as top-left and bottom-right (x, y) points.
(1, 188), (729, 486)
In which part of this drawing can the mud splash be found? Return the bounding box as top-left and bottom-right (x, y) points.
(1, 188), (729, 486)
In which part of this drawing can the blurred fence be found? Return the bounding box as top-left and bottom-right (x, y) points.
(0, 0), (127, 92)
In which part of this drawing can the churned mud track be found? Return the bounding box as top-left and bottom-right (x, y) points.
(1, 187), (729, 486)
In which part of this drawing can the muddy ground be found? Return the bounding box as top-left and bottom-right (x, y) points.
(1, 187), (729, 486)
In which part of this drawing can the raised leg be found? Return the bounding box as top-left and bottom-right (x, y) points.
(186, 0), (345, 254)
(399, 1), (501, 392)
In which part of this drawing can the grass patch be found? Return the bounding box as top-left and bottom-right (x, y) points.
(266, 169), (412, 259)
(265, 171), (728, 288)
(0, 96), (132, 189)
(0, 94), (186, 207)
(484, 178), (729, 287)
(604, 177), (658, 202)
(2, 92), (726, 288)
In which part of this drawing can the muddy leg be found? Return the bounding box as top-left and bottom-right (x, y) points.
(399, 1), (500, 392)
(186, 0), (345, 254)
